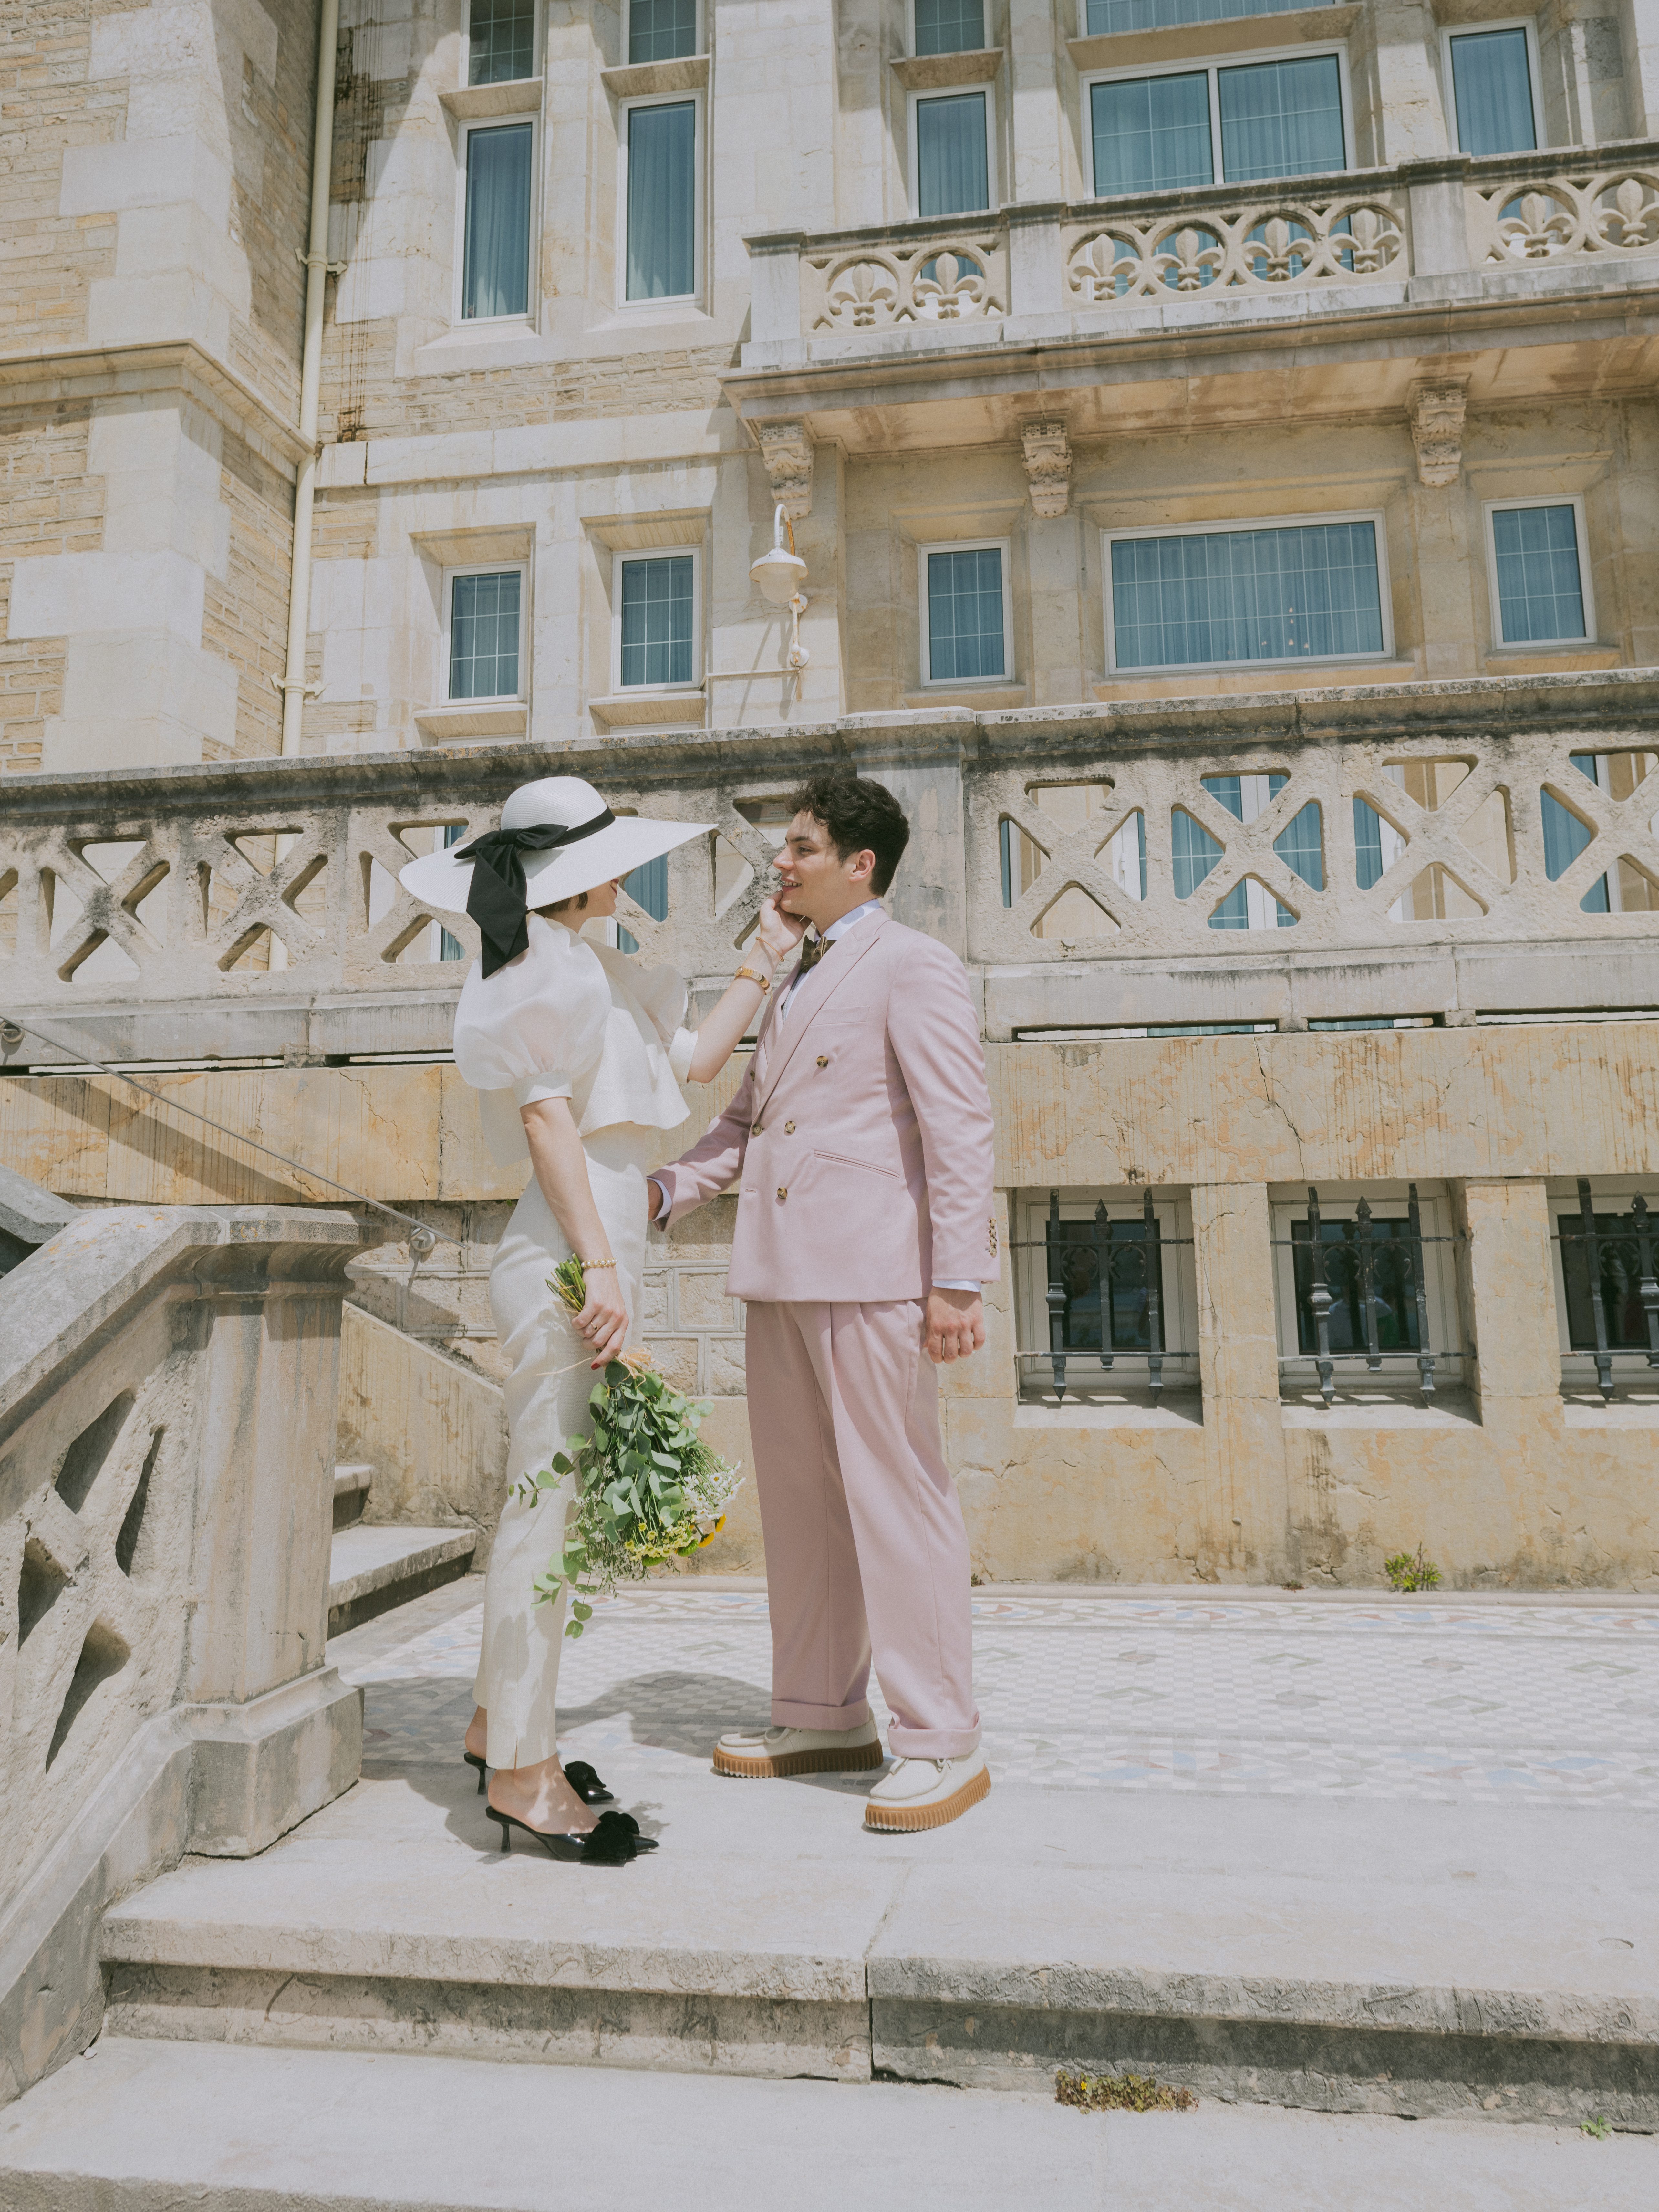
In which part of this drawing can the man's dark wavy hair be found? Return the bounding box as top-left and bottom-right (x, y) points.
(786, 773), (911, 896)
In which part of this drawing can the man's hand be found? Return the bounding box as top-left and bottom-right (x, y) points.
(924, 1288), (985, 1365)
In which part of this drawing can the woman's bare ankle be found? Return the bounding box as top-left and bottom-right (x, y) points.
(488, 1754), (598, 1835)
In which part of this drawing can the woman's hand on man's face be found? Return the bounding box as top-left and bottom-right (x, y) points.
(753, 893), (808, 965)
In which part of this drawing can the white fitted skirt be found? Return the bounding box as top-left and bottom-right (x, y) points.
(473, 1124), (652, 1770)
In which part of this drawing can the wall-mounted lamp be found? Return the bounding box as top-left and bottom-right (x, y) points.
(750, 504), (810, 686)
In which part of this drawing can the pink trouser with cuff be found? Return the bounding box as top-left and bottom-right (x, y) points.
(743, 1296), (980, 1761)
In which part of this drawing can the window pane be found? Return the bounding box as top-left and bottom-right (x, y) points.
(1450, 28), (1536, 156)
(449, 571), (521, 699)
(1274, 800), (1324, 890)
(1559, 1211), (1659, 1350)
(629, 0), (697, 64)
(620, 555), (694, 686)
(1090, 73), (1212, 195)
(916, 91), (990, 216)
(623, 854), (669, 918)
(461, 123), (533, 320)
(469, 0), (535, 84)
(1492, 505), (1585, 644)
(1111, 521), (1384, 670)
(627, 101), (696, 299)
(1089, 0), (1332, 26)
(1291, 1217), (1420, 1355)
(1218, 54), (1345, 182)
(1171, 807), (1223, 897)
(914, 0), (984, 56)
(1044, 1215), (1166, 1355)
(927, 546), (1004, 681)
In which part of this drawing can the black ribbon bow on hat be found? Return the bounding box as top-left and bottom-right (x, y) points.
(454, 811), (615, 977)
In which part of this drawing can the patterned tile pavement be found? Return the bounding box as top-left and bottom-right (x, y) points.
(334, 1583), (1659, 1810)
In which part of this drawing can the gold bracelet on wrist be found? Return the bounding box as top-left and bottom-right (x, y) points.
(577, 1256), (618, 1271)
(734, 964), (772, 993)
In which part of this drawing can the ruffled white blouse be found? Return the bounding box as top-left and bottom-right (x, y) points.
(452, 916), (696, 1168)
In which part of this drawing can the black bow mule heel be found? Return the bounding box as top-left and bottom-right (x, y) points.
(486, 1806), (659, 1865)
(463, 1751), (487, 1794)
(564, 1761), (615, 1805)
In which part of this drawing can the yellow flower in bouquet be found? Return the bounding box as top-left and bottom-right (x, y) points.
(528, 1258), (743, 1636)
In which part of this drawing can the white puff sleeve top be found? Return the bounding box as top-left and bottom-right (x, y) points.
(451, 916), (696, 1168)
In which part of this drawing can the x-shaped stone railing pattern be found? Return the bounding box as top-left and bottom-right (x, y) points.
(968, 735), (1659, 966)
(4, 742), (1656, 1016)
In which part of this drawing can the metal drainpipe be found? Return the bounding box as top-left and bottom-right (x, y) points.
(278, 0), (341, 757)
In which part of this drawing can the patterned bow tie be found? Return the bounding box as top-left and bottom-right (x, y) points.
(796, 930), (833, 974)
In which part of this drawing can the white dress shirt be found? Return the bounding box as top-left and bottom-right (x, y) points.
(652, 898), (980, 1293)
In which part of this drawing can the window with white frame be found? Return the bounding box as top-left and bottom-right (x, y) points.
(622, 95), (700, 302)
(1486, 498), (1591, 649)
(912, 88), (994, 215)
(460, 119), (535, 320)
(920, 540), (1010, 685)
(446, 566), (526, 700)
(614, 549), (700, 690)
(1549, 1178), (1659, 1393)
(1270, 1183), (1465, 1397)
(467, 0), (536, 84)
(1013, 1188), (1200, 1405)
(629, 0), (697, 63)
(1105, 514), (1388, 674)
(1085, 47), (1348, 198)
(913, 0), (984, 56)
(1444, 22), (1540, 157)
(1085, 0), (1336, 30)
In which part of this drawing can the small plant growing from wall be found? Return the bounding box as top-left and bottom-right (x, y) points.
(1384, 1543), (1441, 1592)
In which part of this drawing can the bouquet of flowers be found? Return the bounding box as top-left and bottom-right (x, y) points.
(528, 1257), (743, 1638)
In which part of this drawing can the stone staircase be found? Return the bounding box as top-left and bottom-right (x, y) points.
(325, 1461), (476, 1636)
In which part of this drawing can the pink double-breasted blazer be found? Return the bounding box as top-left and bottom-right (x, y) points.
(654, 909), (998, 1304)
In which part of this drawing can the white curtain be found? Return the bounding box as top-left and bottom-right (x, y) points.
(627, 102), (696, 299)
(1091, 72), (1211, 194)
(1450, 29), (1536, 155)
(917, 93), (990, 217)
(1112, 522), (1383, 670)
(462, 123), (532, 319)
(927, 547), (1003, 680)
(1089, 0), (1332, 31)
(1218, 55), (1345, 182)
(1491, 505), (1584, 644)
(913, 0), (984, 57)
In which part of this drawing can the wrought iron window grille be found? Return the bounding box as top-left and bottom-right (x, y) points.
(1272, 1183), (1465, 1407)
(1551, 1177), (1659, 1402)
(1014, 1188), (1195, 1404)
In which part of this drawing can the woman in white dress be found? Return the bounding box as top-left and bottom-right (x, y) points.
(399, 775), (798, 1864)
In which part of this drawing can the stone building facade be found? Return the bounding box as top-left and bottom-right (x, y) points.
(3, 0), (1659, 1587)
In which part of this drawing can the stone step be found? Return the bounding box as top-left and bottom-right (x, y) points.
(331, 1462), (374, 1531)
(326, 1524), (475, 1636)
(14, 2037), (1648, 2212)
(93, 1763), (1659, 2128)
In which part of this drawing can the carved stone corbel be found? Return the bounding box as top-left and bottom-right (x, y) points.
(1021, 420), (1072, 519)
(755, 421), (813, 521)
(1408, 381), (1467, 488)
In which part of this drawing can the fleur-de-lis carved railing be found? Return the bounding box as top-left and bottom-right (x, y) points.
(805, 223), (1008, 334)
(1469, 155), (1659, 265)
(1064, 189), (1407, 304)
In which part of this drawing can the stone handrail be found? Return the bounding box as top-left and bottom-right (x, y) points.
(1465, 143), (1659, 266)
(2, 673), (1657, 1062)
(0, 1203), (363, 2102)
(1063, 171), (1409, 303)
(801, 214), (1010, 336)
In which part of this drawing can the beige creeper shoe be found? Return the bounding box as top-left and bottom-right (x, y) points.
(863, 1750), (990, 1832)
(713, 1719), (884, 1779)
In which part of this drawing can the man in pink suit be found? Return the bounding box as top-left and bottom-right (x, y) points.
(648, 774), (999, 1832)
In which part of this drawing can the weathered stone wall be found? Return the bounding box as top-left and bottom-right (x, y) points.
(0, 407), (104, 778)
(0, 0), (125, 353)
(5, 1025), (1656, 1589)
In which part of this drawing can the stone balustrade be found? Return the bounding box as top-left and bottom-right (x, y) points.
(0, 1202), (363, 2102)
(743, 140), (1659, 362)
(3, 675), (1658, 1065)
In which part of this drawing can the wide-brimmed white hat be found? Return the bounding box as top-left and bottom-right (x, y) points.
(399, 776), (711, 975)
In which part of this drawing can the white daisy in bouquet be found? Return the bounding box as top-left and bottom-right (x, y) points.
(528, 1257), (744, 1637)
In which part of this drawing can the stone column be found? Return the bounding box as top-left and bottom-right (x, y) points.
(1007, 0), (1066, 206)
(1192, 1183), (1291, 1581)
(1457, 1179), (1566, 1429)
